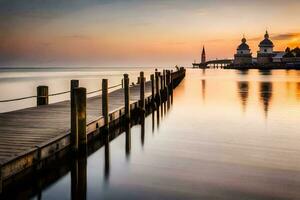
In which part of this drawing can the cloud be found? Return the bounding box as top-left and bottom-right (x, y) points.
(272, 33), (300, 40)
(61, 34), (91, 40)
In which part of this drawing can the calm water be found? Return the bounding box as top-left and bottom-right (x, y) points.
(0, 67), (157, 113)
(7, 69), (300, 199)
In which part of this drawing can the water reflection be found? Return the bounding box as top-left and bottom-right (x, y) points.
(237, 81), (249, 113)
(71, 156), (87, 200)
(238, 69), (249, 75)
(297, 83), (300, 101)
(104, 133), (110, 181)
(259, 82), (273, 119)
(6, 69), (300, 199)
(201, 79), (206, 103)
(259, 69), (272, 76)
(141, 117), (145, 147)
(125, 122), (131, 158)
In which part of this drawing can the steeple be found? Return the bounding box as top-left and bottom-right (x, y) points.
(201, 46), (206, 64)
(264, 30), (269, 39)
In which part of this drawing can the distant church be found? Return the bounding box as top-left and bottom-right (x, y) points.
(234, 31), (285, 66)
(257, 31), (275, 64)
(234, 36), (252, 66)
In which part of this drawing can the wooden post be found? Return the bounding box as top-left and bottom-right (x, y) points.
(160, 74), (164, 101)
(37, 86), (49, 106)
(150, 74), (155, 107)
(102, 79), (109, 129)
(166, 71), (170, 108)
(163, 70), (168, 100)
(155, 72), (160, 105)
(170, 70), (174, 103)
(124, 74), (130, 121)
(163, 70), (166, 89)
(137, 77), (141, 84)
(71, 80), (79, 152)
(121, 78), (124, 89)
(140, 72), (145, 112)
(75, 87), (87, 154)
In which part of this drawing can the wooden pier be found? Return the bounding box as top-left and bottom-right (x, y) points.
(0, 68), (186, 193)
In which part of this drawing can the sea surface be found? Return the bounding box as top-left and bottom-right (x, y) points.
(3, 68), (300, 199)
(0, 67), (157, 113)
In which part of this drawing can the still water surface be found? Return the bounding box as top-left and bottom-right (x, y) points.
(10, 69), (300, 199)
(0, 67), (156, 113)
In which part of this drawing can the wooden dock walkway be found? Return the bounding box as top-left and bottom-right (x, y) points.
(0, 68), (186, 192)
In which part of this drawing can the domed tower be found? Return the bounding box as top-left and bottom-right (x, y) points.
(257, 31), (275, 65)
(234, 36), (252, 66)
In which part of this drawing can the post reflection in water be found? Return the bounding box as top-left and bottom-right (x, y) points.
(151, 110), (155, 133)
(104, 132), (110, 181)
(160, 100), (164, 118)
(71, 155), (87, 200)
(237, 81), (249, 113)
(156, 103), (160, 128)
(297, 82), (300, 100)
(259, 82), (273, 119)
(201, 79), (206, 103)
(141, 117), (145, 147)
(259, 69), (272, 76)
(125, 122), (131, 158)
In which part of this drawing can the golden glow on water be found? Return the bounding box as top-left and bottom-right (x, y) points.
(9, 69), (300, 199)
(171, 69), (300, 172)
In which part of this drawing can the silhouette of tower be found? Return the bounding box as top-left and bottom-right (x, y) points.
(201, 46), (206, 64)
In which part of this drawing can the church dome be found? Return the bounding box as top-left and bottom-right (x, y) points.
(237, 37), (250, 50)
(259, 31), (274, 47)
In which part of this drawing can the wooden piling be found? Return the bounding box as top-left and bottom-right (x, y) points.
(140, 72), (145, 112)
(166, 71), (170, 108)
(171, 70), (174, 103)
(124, 74), (130, 121)
(37, 86), (49, 106)
(74, 87), (87, 154)
(71, 80), (79, 152)
(155, 72), (160, 105)
(150, 74), (155, 107)
(160, 74), (164, 101)
(102, 79), (109, 129)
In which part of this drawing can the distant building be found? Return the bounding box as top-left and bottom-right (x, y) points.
(272, 51), (285, 63)
(234, 36), (252, 66)
(201, 46), (206, 64)
(257, 31), (275, 64)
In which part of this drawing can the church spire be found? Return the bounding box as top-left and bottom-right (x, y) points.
(201, 46), (206, 64)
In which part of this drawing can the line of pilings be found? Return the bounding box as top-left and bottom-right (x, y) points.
(0, 68), (186, 195)
(69, 68), (184, 155)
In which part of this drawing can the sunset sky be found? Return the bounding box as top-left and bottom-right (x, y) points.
(0, 0), (300, 68)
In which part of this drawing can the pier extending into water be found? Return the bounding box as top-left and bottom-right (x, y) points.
(0, 67), (186, 194)
(192, 59), (233, 69)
